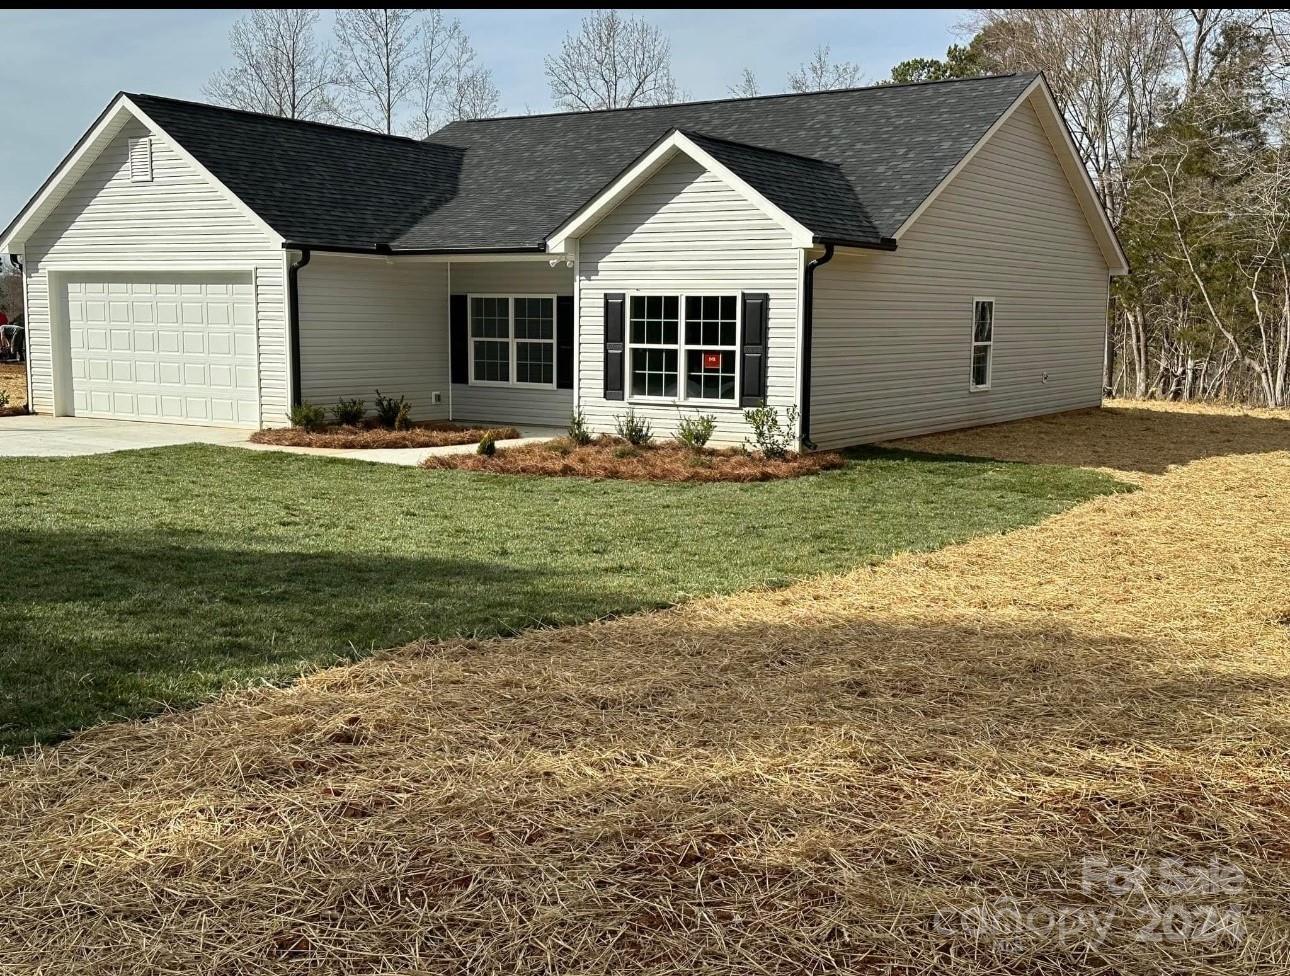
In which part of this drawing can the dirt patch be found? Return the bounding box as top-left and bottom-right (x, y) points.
(1, 401), (1287, 973)
(250, 421), (520, 449)
(423, 436), (845, 481)
(0, 362), (26, 411)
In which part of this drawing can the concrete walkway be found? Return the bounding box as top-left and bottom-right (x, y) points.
(238, 430), (561, 466)
(0, 414), (559, 464)
(0, 414), (250, 457)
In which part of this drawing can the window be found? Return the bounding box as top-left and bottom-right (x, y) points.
(469, 295), (556, 386)
(628, 293), (739, 402)
(970, 299), (994, 390)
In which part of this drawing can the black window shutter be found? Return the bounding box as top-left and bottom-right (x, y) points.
(603, 292), (625, 401)
(739, 292), (770, 407)
(450, 294), (468, 385)
(556, 295), (574, 389)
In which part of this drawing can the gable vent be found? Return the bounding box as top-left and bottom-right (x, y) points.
(128, 136), (153, 183)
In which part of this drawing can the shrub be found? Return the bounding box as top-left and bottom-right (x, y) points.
(613, 444), (640, 459)
(675, 412), (716, 451)
(614, 408), (653, 446)
(289, 401), (327, 431)
(567, 408), (593, 446)
(374, 390), (412, 430)
(0, 390), (9, 409)
(476, 431), (497, 456)
(331, 397), (366, 427)
(744, 404), (799, 460)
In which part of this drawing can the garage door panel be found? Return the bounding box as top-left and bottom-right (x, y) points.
(67, 274), (259, 427)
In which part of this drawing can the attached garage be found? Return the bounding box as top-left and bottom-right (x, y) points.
(4, 98), (288, 427)
(62, 274), (259, 426)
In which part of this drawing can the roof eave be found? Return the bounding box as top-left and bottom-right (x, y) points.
(282, 240), (548, 256)
(815, 235), (897, 252)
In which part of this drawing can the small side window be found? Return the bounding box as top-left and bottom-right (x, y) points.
(128, 136), (153, 183)
(970, 299), (993, 390)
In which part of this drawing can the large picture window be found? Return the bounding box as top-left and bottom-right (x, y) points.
(628, 293), (739, 402)
(970, 298), (994, 391)
(469, 295), (556, 387)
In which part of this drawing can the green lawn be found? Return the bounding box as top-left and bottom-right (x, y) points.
(0, 445), (1126, 750)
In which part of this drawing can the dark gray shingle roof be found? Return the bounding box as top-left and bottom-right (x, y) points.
(679, 131), (884, 247)
(126, 73), (1037, 252)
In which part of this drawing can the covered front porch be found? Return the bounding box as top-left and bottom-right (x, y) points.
(292, 251), (575, 430)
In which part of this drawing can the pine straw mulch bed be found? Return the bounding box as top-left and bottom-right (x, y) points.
(423, 435), (846, 481)
(1, 400), (1288, 974)
(885, 397), (1290, 486)
(249, 421), (521, 449)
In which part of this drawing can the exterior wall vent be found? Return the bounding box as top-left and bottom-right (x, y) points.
(128, 136), (153, 183)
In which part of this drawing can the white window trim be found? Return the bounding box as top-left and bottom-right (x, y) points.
(970, 297), (995, 392)
(467, 293), (558, 389)
(626, 291), (742, 407)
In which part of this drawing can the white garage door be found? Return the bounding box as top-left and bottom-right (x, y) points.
(66, 274), (259, 426)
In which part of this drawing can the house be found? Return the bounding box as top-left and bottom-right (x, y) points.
(0, 72), (1127, 449)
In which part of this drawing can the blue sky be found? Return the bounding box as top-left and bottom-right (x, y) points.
(0, 8), (966, 225)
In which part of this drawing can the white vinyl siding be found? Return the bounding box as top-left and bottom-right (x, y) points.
(449, 261), (573, 426)
(810, 99), (1111, 447)
(296, 254), (450, 420)
(577, 155), (800, 446)
(22, 119), (287, 422)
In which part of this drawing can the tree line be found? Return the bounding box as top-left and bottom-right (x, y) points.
(208, 8), (1289, 408)
(203, 9), (872, 131)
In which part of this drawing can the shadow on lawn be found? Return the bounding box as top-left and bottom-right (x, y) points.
(0, 527), (632, 750)
(0, 610), (1283, 973)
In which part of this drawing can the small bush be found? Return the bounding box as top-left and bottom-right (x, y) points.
(0, 390), (9, 410)
(675, 412), (717, 451)
(567, 408), (593, 446)
(744, 404), (799, 460)
(613, 444), (640, 459)
(374, 390), (412, 430)
(614, 408), (653, 446)
(476, 431), (498, 456)
(289, 401), (327, 431)
(330, 397), (365, 427)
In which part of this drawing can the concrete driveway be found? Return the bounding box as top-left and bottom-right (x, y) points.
(0, 414), (250, 457)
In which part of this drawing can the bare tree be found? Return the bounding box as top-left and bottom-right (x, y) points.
(729, 68), (761, 98)
(447, 68), (501, 122)
(407, 11), (499, 136)
(333, 8), (423, 134)
(545, 9), (678, 111)
(788, 45), (863, 93)
(205, 9), (336, 120)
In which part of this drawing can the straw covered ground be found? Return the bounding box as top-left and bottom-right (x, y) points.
(0, 361), (26, 413)
(1, 400), (1287, 973)
(249, 421), (521, 449)
(423, 436), (846, 481)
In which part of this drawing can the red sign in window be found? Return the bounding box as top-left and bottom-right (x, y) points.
(702, 352), (722, 369)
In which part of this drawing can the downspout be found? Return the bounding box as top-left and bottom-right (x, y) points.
(287, 248), (311, 408)
(798, 243), (834, 450)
